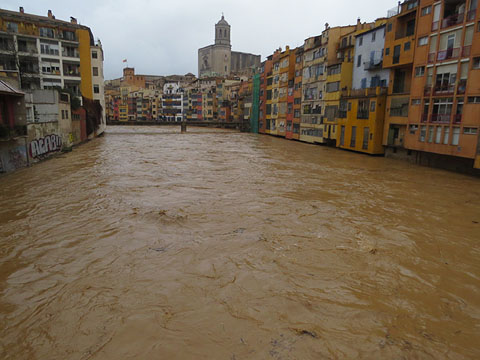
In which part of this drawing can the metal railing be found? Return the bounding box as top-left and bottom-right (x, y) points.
(430, 114), (451, 123)
(437, 47), (460, 61)
(441, 13), (465, 29)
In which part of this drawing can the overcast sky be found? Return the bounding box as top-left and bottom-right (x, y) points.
(2, 0), (394, 80)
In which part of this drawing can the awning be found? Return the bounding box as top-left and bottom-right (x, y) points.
(0, 80), (25, 96)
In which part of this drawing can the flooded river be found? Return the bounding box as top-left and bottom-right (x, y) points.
(1, 126), (479, 359)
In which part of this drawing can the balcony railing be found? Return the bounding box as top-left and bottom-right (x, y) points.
(434, 84), (455, 95)
(453, 114), (462, 123)
(364, 59), (383, 70)
(441, 13), (465, 29)
(437, 47), (460, 61)
(430, 114), (451, 123)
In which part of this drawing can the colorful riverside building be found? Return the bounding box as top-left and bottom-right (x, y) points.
(265, 56), (274, 134)
(405, 0), (480, 170)
(300, 34), (325, 143)
(300, 24), (360, 144)
(382, 1), (418, 155)
(258, 57), (272, 133)
(290, 47), (304, 140)
(337, 23), (390, 154)
(0, 7), (105, 133)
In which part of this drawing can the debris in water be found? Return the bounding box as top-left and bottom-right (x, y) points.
(292, 328), (318, 338)
(149, 247), (167, 253)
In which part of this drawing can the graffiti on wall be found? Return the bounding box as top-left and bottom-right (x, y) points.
(30, 134), (62, 158)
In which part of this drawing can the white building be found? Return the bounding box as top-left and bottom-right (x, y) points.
(161, 83), (184, 122)
(91, 40), (106, 133)
(352, 24), (390, 90)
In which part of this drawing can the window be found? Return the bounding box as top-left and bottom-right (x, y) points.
(415, 66), (425, 77)
(421, 6), (432, 16)
(418, 36), (428, 46)
(409, 125), (418, 134)
(94, 85), (100, 94)
(385, 48), (390, 56)
(39, 27), (54, 38)
(357, 55), (362, 67)
(93, 67), (99, 76)
(443, 127), (450, 144)
(404, 42), (411, 51)
(7, 22), (18, 33)
(358, 99), (370, 119)
(464, 127), (478, 134)
(370, 101), (376, 112)
(478, 21), (480, 32)
(420, 125), (427, 142)
(359, 37), (363, 46)
(372, 32), (376, 42)
(362, 127), (369, 150)
(326, 81), (340, 93)
(350, 126), (357, 147)
(468, 96), (480, 103)
(92, 51), (98, 59)
(387, 23), (392, 32)
(412, 99), (421, 105)
(435, 126), (442, 143)
(473, 57), (480, 69)
(428, 126), (434, 142)
(452, 127), (460, 145)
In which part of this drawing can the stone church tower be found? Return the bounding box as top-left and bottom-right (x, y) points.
(198, 15), (260, 78)
(198, 15), (232, 78)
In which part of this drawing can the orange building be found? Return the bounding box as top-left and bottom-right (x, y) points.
(259, 57), (272, 134)
(287, 47), (303, 140)
(403, 0), (480, 170)
(382, 1), (419, 156)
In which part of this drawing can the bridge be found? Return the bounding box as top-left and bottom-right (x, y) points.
(106, 120), (250, 133)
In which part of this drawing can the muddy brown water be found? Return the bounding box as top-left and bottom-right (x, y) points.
(1, 126), (479, 359)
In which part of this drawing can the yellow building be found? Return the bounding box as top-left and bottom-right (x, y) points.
(336, 22), (390, 155)
(337, 87), (387, 154)
(325, 20), (378, 145)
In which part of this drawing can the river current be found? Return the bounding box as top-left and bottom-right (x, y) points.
(1, 126), (479, 359)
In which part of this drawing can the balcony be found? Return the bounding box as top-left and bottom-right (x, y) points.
(437, 47), (460, 61)
(434, 83), (455, 95)
(453, 114), (462, 123)
(430, 114), (451, 123)
(441, 12), (464, 29)
(364, 59), (383, 70)
(424, 86), (433, 96)
(428, 53), (436, 63)
(421, 113), (428, 123)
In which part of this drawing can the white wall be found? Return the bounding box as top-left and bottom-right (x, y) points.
(352, 26), (390, 90)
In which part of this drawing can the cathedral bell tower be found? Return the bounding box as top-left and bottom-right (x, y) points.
(215, 15), (231, 47)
